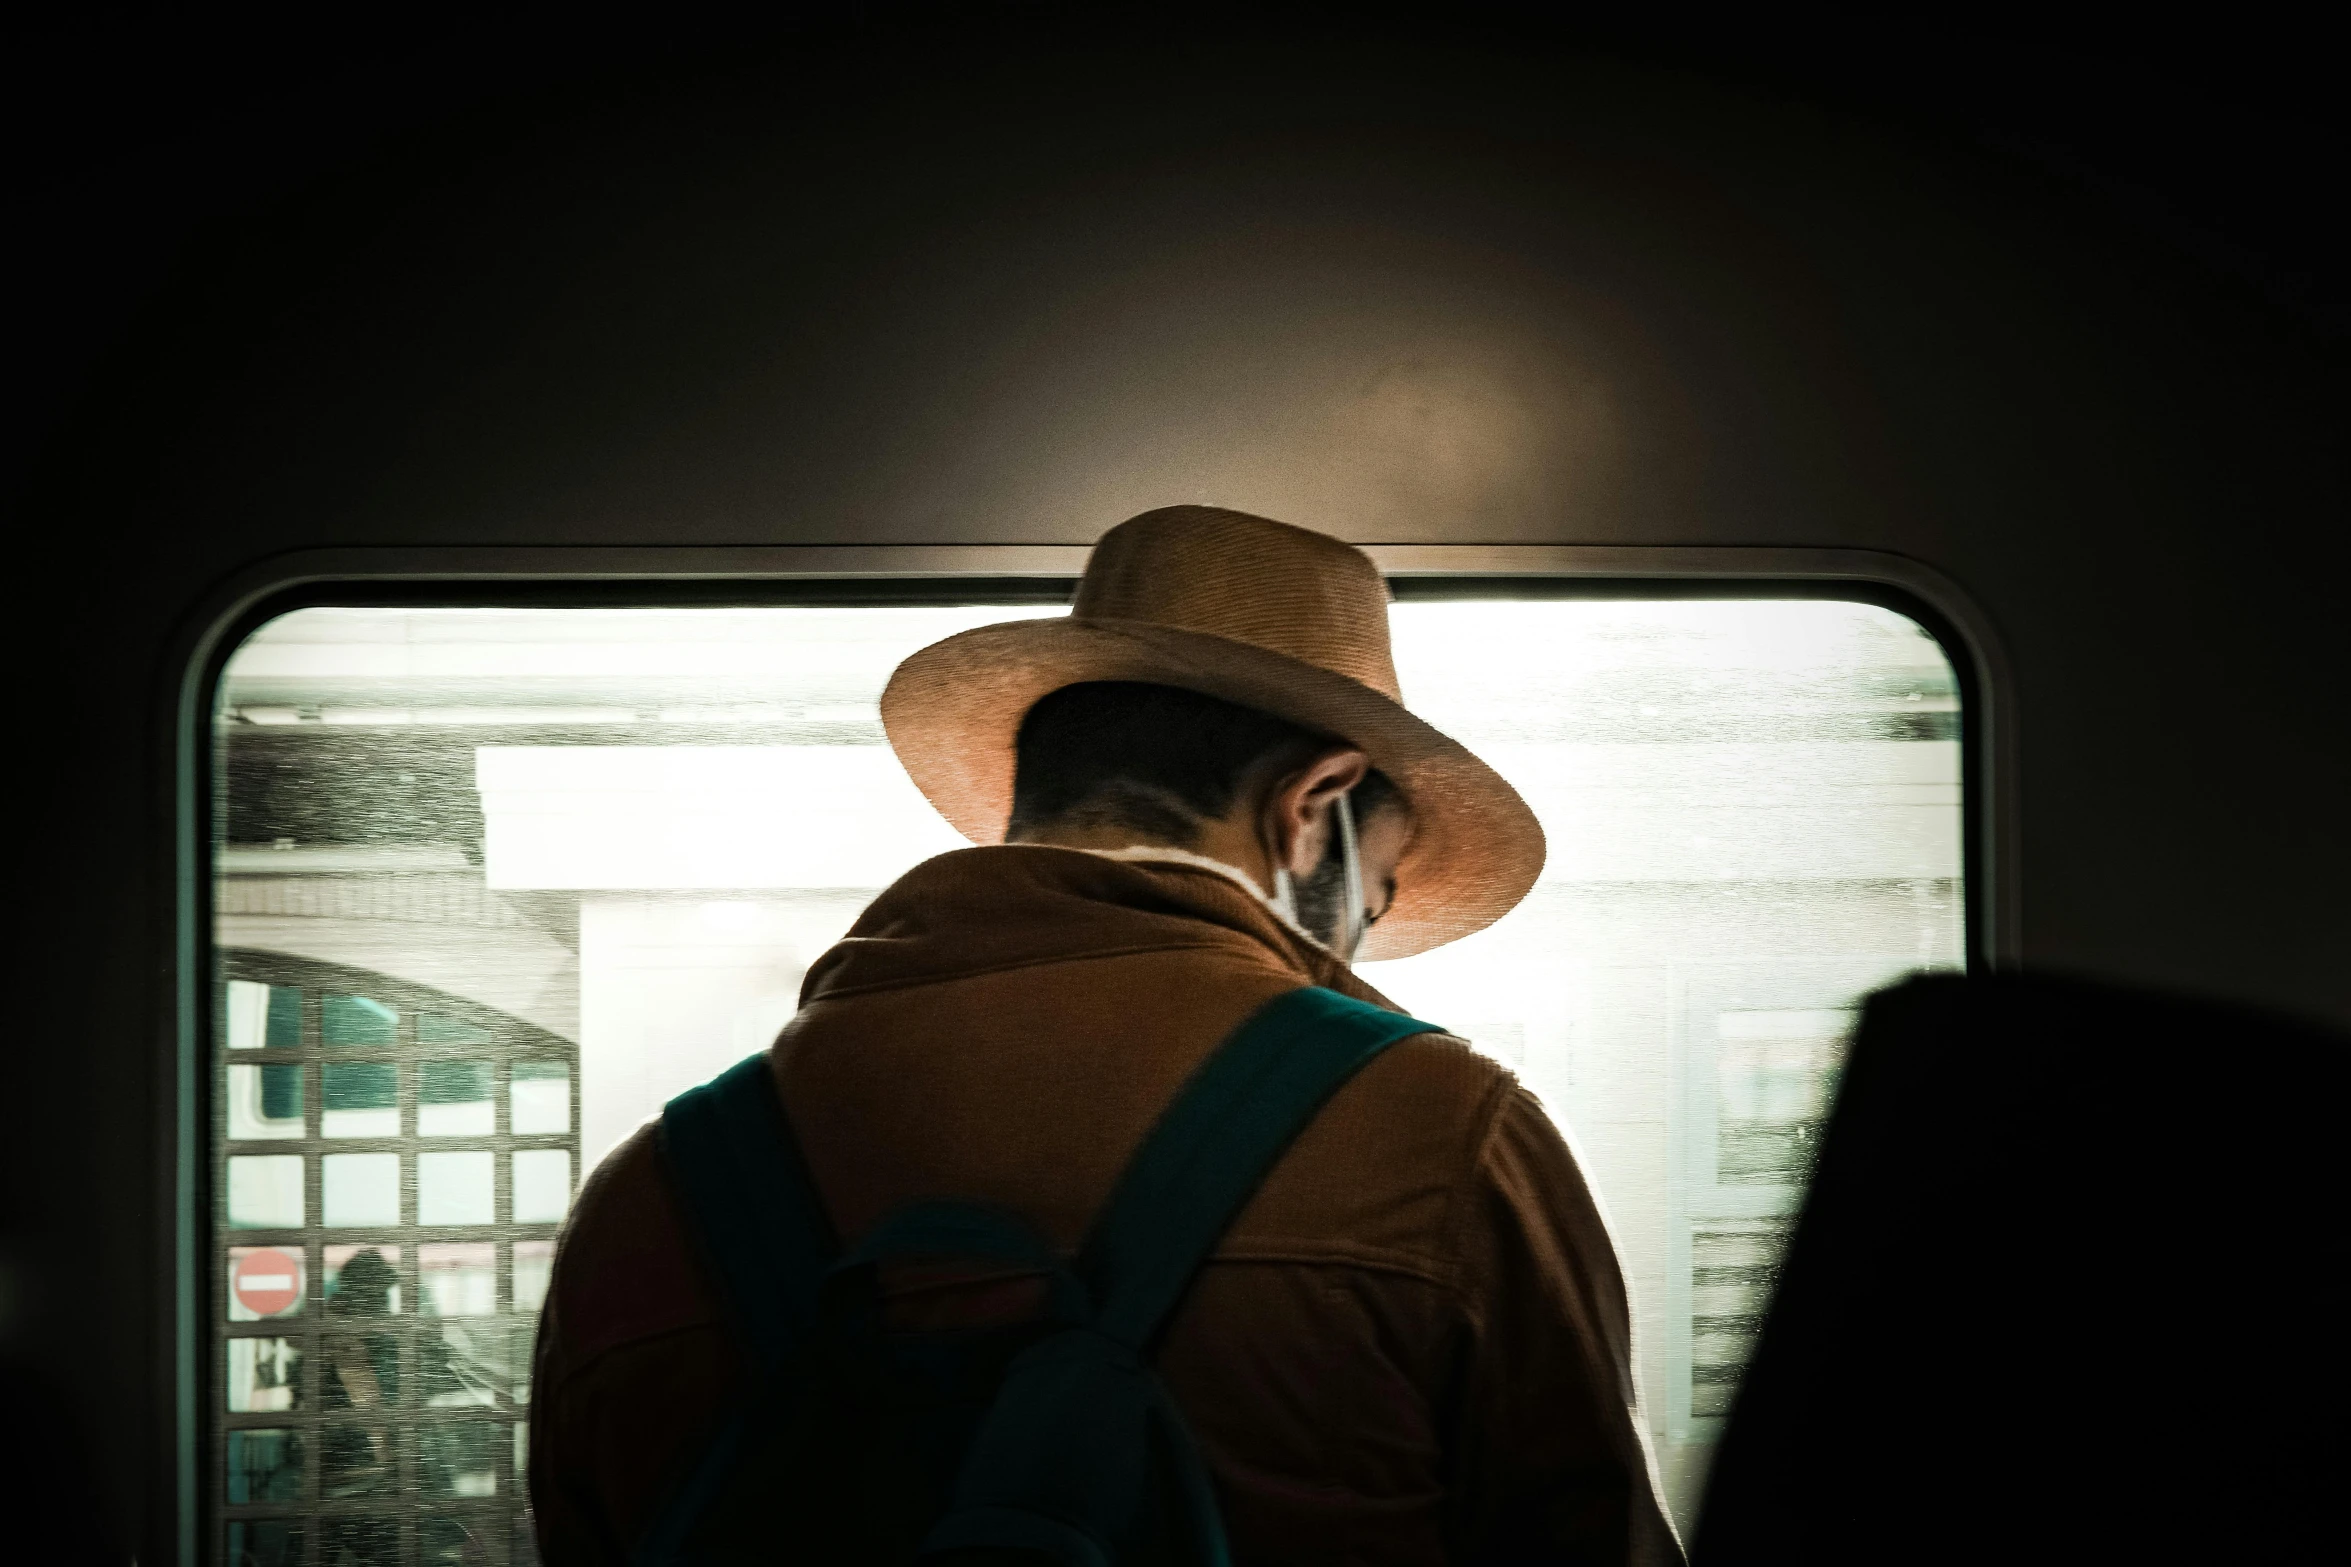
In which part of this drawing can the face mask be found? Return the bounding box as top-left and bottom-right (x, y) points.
(1335, 792), (1366, 962)
(1278, 792), (1368, 962)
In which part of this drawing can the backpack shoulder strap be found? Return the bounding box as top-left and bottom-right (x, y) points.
(656, 1052), (839, 1373)
(1079, 986), (1443, 1350)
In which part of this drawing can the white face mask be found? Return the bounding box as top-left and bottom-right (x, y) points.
(1268, 792), (1367, 964)
(1335, 791), (1367, 963)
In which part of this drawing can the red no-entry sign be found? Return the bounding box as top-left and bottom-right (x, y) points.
(233, 1248), (303, 1316)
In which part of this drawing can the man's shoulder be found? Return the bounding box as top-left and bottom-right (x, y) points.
(1224, 1026), (1521, 1273)
(544, 1122), (719, 1373)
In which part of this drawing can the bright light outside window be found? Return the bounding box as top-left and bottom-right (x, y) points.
(212, 592), (1962, 1556)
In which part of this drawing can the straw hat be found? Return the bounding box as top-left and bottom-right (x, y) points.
(881, 506), (1545, 959)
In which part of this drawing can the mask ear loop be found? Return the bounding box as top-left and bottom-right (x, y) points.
(1269, 864), (1300, 925)
(1336, 790), (1366, 963)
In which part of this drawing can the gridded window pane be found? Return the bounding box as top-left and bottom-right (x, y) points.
(317, 1518), (399, 1566)
(418, 1061), (494, 1137)
(319, 1332), (399, 1414)
(512, 1240), (555, 1314)
(321, 1154), (400, 1227)
(322, 993), (399, 1046)
(226, 979), (303, 1050)
(419, 1244), (498, 1317)
(511, 1150), (572, 1224)
(216, 950), (568, 1564)
(227, 1156), (304, 1229)
(323, 1246), (402, 1316)
(226, 1064), (304, 1140)
(228, 1337), (304, 1412)
(228, 1247), (306, 1321)
(321, 1063), (399, 1138)
(424, 1515), (503, 1565)
(420, 1013), (494, 1045)
(511, 1061), (570, 1135)
(422, 1420), (502, 1498)
(425, 1320), (514, 1408)
(224, 1519), (303, 1567)
(417, 1152), (495, 1225)
(225, 1428), (302, 1504)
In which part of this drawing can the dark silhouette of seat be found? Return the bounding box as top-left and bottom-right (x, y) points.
(1695, 971), (2343, 1565)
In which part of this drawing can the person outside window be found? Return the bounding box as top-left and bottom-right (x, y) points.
(530, 507), (1681, 1565)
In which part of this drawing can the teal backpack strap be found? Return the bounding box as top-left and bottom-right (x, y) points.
(1082, 985), (1444, 1348)
(656, 1053), (839, 1367)
(921, 986), (1443, 1567)
(637, 1053), (839, 1565)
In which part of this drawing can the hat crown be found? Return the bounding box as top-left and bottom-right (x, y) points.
(1072, 507), (1402, 703)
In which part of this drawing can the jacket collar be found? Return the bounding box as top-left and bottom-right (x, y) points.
(799, 844), (1390, 1008)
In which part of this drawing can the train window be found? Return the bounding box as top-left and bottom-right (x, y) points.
(211, 592), (1963, 1554)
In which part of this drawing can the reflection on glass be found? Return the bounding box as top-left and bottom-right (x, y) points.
(226, 1063), (305, 1140)
(1716, 1009), (1851, 1186)
(228, 1337), (304, 1412)
(226, 979), (303, 1050)
(227, 1156), (304, 1229)
(512, 1240), (555, 1314)
(225, 1428), (302, 1503)
(323, 1245), (402, 1315)
(511, 1061), (570, 1135)
(420, 1243), (498, 1318)
(225, 1518), (303, 1567)
(1691, 1221), (1782, 1417)
(322, 993), (398, 1046)
(321, 1244), (399, 1499)
(419, 1060), (494, 1137)
(424, 1514), (502, 1565)
(318, 1519), (400, 1566)
(512, 1150), (572, 1224)
(418, 1151), (495, 1225)
(420, 1013), (493, 1046)
(228, 1246), (306, 1321)
(421, 1419), (501, 1498)
(321, 1063), (399, 1138)
(321, 1154), (400, 1227)
(426, 1320), (511, 1408)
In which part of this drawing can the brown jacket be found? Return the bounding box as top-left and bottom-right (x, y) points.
(531, 847), (1680, 1566)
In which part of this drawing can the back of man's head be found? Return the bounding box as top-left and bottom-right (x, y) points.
(1008, 681), (1394, 846)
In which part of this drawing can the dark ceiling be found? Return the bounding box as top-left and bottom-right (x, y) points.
(7, 6), (2342, 500)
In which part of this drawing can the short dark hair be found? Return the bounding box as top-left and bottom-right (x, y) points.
(1008, 681), (1397, 845)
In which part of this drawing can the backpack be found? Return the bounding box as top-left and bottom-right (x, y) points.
(637, 986), (1441, 1567)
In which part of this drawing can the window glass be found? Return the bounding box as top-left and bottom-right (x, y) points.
(228, 1246), (306, 1322)
(226, 1428), (303, 1505)
(226, 1156), (304, 1230)
(418, 1061), (494, 1137)
(226, 1063), (304, 1140)
(214, 595), (1962, 1549)
(321, 1063), (399, 1138)
(225, 1519), (303, 1567)
(322, 1245), (403, 1315)
(226, 979), (303, 1050)
(510, 1061), (570, 1136)
(227, 1338), (304, 1413)
(322, 994), (400, 1047)
(416, 1152), (495, 1226)
(319, 1155), (400, 1228)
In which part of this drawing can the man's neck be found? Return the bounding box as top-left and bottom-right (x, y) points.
(1008, 817), (1275, 899)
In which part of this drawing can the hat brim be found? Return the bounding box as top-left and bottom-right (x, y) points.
(880, 617), (1546, 960)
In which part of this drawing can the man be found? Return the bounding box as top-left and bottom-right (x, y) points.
(531, 507), (1681, 1565)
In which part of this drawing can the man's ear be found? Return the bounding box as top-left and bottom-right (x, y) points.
(1265, 746), (1371, 877)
